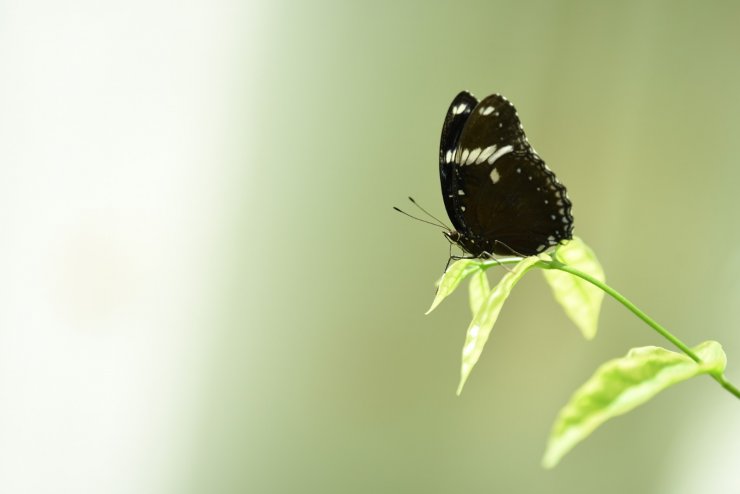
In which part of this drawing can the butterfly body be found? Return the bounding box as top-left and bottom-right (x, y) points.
(439, 91), (574, 256)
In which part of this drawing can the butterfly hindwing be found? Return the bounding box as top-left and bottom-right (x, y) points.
(440, 93), (573, 256)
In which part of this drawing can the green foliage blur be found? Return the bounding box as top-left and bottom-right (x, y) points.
(194, 2), (740, 493)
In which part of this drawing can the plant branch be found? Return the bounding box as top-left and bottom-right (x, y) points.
(540, 259), (740, 400)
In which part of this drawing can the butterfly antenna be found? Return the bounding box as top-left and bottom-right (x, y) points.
(393, 207), (447, 230)
(407, 197), (450, 229)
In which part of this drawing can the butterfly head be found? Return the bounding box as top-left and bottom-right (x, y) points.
(443, 230), (461, 244)
(443, 229), (479, 256)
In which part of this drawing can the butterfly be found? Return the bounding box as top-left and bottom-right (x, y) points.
(439, 91), (574, 257)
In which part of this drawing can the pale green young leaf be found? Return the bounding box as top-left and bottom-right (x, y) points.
(457, 256), (540, 395)
(542, 341), (727, 469)
(426, 259), (482, 315)
(468, 269), (491, 317)
(543, 237), (605, 339)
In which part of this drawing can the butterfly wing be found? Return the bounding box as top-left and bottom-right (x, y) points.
(439, 91), (478, 232)
(446, 94), (573, 256)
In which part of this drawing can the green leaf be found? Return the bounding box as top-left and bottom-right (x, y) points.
(468, 269), (491, 317)
(542, 341), (727, 469)
(543, 237), (605, 340)
(457, 256), (540, 395)
(426, 259), (482, 315)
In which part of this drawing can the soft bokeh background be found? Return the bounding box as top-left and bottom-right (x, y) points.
(2, 1), (740, 493)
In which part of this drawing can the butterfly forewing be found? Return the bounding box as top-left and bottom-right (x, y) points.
(439, 91), (478, 231)
(439, 92), (574, 256)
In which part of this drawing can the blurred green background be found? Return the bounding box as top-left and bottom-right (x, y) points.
(3, 1), (740, 493)
(203, 2), (740, 493)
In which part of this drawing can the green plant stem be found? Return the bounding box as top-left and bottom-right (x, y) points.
(541, 259), (740, 400)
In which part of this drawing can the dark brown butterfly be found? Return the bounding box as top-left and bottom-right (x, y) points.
(439, 91), (574, 256)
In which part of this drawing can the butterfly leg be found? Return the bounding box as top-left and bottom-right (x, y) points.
(444, 253), (478, 273)
(492, 240), (529, 258)
(479, 251), (513, 273)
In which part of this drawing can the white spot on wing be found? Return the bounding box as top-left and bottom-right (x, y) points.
(480, 106), (495, 116)
(487, 145), (513, 165)
(461, 149), (470, 164)
(457, 189), (465, 195)
(465, 147), (482, 165)
(453, 103), (467, 115)
(445, 149), (453, 163)
(476, 145), (496, 164)
(489, 168), (500, 184)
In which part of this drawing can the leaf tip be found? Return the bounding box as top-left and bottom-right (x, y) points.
(541, 438), (570, 469)
(582, 329), (597, 341)
(425, 291), (444, 315)
(541, 452), (558, 470)
(455, 381), (465, 396)
(456, 368), (470, 396)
